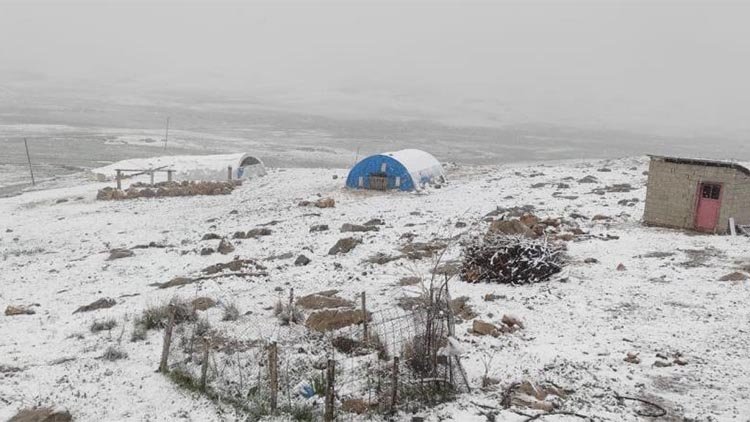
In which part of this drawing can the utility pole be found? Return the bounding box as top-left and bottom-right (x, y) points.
(163, 117), (170, 151)
(24, 138), (35, 186)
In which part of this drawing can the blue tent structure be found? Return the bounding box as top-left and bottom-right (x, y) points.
(346, 149), (446, 191)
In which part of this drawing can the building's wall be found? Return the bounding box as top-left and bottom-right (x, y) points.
(643, 158), (750, 233)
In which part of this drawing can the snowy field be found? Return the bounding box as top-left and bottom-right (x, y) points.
(1, 157), (750, 421)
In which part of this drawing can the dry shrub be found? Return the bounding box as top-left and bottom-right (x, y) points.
(273, 299), (304, 325)
(222, 303), (240, 321)
(102, 346), (128, 361)
(135, 298), (197, 331)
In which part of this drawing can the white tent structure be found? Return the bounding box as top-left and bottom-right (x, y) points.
(92, 153), (266, 182)
(345, 149), (446, 191)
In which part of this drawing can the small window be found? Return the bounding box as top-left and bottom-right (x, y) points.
(702, 184), (721, 200)
(380, 163), (387, 172)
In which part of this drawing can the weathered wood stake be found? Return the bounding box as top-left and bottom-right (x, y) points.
(23, 138), (35, 186)
(158, 305), (175, 373)
(200, 337), (210, 390)
(269, 341), (278, 412)
(324, 359), (335, 422)
(391, 356), (399, 411)
(116, 169), (122, 190)
(361, 292), (369, 344)
(228, 166), (233, 181)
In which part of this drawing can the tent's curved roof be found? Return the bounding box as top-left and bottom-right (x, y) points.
(92, 153), (265, 181)
(378, 149), (445, 184)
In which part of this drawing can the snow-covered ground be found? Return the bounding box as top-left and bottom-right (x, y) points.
(1, 157), (749, 421)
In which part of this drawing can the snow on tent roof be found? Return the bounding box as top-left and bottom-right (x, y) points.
(92, 153), (265, 181)
(381, 149), (445, 181)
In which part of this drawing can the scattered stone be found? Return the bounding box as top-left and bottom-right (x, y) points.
(295, 255), (311, 266)
(55, 198), (68, 204)
(471, 319), (500, 337)
(616, 263), (627, 271)
(328, 237), (362, 255)
(577, 175), (598, 184)
(363, 218), (385, 226)
(398, 276), (422, 286)
(341, 223), (378, 233)
(450, 296), (477, 320)
(483, 293), (502, 301)
(247, 228), (273, 238)
(530, 182), (546, 188)
(315, 198), (336, 208)
(217, 239), (235, 255)
(8, 407), (73, 422)
(597, 168), (612, 172)
(584, 258), (599, 264)
(653, 360), (673, 368)
(202, 233), (222, 240)
(624, 352), (641, 364)
(502, 314), (524, 329)
(399, 241), (447, 259)
(455, 221), (467, 228)
(365, 253), (402, 265)
(191, 297), (217, 311)
(73, 298), (116, 314)
(5, 305), (35, 316)
(200, 247), (215, 256)
(310, 224), (329, 232)
(98, 181), (239, 201)
(202, 258), (266, 275)
(488, 219), (535, 237)
(719, 272), (749, 281)
(265, 252), (295, 261)
(591, 214), (611, 221)
(305, 309), (368, 332)
(158, 277), (195, 289)
(107, 248), (134, 260)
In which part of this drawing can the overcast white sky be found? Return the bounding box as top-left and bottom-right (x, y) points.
(1, 0), (749, 137)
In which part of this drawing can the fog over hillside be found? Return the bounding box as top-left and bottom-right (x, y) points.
(2, 0), (750, 143)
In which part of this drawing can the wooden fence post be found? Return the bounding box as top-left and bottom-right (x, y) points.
(288, 288), (294, 309)
(269, 341), (278, 412)
(149, 170), (155, 186)
(23, 138), (35, 186)
(159, 305), (175, 373)
(116, 170), (122, 190)
(200, 337), (210, 390)
(391, 357), (399, 411)
(228, 166), (233, 181)
(361, 292), (369, 344)
(324, 359), (335, 422)
(167, 170), (173, 182)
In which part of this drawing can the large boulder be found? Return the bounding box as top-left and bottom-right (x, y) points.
(296, 291), (354, 310)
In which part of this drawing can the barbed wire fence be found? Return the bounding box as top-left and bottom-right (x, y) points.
(157, 281), (470, 421)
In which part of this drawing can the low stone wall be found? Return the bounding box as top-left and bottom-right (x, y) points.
(97, 180), (241, 200)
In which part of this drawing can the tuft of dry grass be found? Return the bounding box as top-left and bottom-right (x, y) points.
(102, 346), (128, 361)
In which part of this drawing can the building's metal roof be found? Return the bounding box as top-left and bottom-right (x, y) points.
(648, 155), (750, 176)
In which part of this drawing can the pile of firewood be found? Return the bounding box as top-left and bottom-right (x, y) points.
(460, 233), (565, 284)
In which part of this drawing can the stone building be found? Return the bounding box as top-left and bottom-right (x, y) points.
(643, 155), (750, 234)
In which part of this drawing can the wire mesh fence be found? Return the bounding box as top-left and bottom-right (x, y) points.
(159, 287), (469, 420)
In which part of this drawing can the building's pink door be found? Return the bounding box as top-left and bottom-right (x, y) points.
(695, 182), (722, 232)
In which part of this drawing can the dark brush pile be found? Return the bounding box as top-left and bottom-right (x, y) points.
(461, 233), (565, 284)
